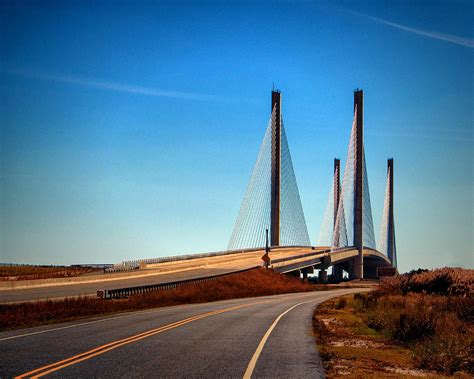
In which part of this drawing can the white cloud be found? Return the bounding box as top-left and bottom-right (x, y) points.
(6, 69), (226, 102)
(350, 10), (474, 49)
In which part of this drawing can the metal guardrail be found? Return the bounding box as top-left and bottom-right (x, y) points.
(105, 245), (312, 273)
(97, 266), (260, 299)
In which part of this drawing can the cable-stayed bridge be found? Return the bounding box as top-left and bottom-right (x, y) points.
(111, 88), (396, 282)
(0, 88), (397, 304)
(0, 90), (400, 379)
(227, 89), (396, 280)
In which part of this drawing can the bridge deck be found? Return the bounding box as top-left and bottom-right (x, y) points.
(0, 246), (389, 303)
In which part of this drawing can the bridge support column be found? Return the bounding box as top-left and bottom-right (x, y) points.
(353, 89), (364, 279)
(301, 269), (308, 281)
(347, 259), (355, 280)
(333, 265), (343, 282)
(319, 269), (328, 284)
(300, 267), (313, 281)
(270, 90), (281, 247)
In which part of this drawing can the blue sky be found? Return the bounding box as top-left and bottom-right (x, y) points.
(1, 0), (472, 272)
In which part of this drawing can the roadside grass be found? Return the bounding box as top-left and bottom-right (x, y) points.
(0, 265), (100, 281)
(0, 268), (315, 331)
(314, 267), (473, 378)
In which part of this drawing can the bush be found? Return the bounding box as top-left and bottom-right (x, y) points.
(413, 333), (474, 374)
(355, 268), (474, 375)
(378, 268), (473, 296)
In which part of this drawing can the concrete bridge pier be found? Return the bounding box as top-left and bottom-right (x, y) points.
(300, 266), (313, 281)
(319, 269), (328, 284)
(301, 269), (308, 281)
(332, 265), (344, 282)
(346, 260), (355, 280)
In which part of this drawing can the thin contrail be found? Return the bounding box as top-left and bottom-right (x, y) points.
(365, 129), (473, 143)
(5, 69), (226, 102)
(349, 10), (474, 49)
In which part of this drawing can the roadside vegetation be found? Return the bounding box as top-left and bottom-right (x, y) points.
(0, 268), (315, 331)
(0, 265), (100, 281)
(314, 267), (473, 377)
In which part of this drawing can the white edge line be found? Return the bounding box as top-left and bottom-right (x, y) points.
(243, 295), (334, 379)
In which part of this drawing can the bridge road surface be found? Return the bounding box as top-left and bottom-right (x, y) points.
(0, 247), (328, 304)
(0, 288), (367, 378)
(0, 267), (240, 304)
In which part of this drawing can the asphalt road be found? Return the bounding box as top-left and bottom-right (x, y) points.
(0, 288), (366, 378)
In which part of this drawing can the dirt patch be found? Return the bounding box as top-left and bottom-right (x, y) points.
(313, 294), (451, 378)
(330, 338), (385, 348)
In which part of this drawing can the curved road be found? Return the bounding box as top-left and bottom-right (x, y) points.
(0, 289), (366, 378)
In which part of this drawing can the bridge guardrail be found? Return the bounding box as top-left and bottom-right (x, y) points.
(97, 266), (260, 299)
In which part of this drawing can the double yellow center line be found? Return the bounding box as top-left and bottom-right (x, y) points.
(16, 298), (278, 378)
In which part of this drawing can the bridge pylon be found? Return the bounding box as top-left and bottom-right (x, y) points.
(332, 158), (344, 281)
(227, 90), (310, 250)
(333, 158), (341, 228)
(378, 158), (397, 268)
(270, 90), (282, 246)
(353, 89), (364, 279)
(328, 89), (377, 279)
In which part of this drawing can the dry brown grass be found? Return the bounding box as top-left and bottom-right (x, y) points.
(0, 268), (314, 331)
(0, 265), (100, 281)
(313, 294), (463, 378)
(354, 268), (473, 375)
(314, 295), (420, 378)
(314, 268), (474, 377)
(378, 267), (474, 296)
